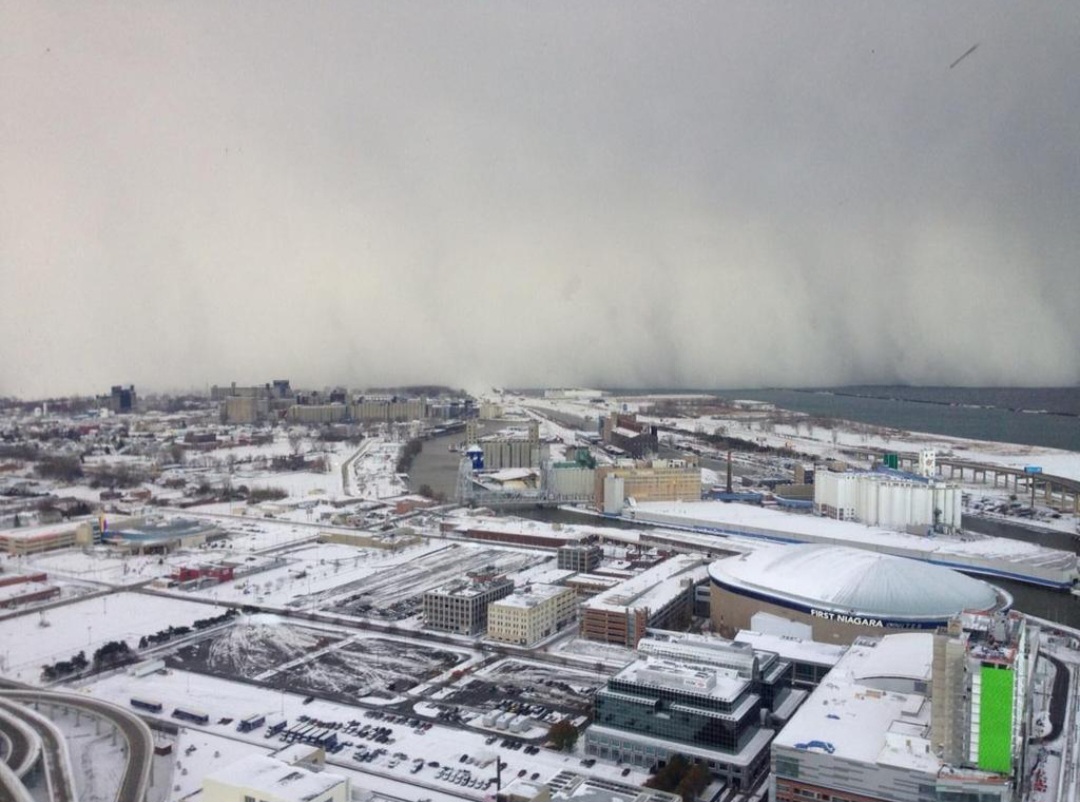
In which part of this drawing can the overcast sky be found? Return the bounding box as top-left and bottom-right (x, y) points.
(2, 3), (1078, 399)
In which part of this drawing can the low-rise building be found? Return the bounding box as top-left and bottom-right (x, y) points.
(487, 583), (578, 646)
(202, 753), (348, 802)
(498, 772), (682, 802)
(0, 573), (60, 608)
(318, 529), (420, 552)
(733, 629), (847, 689)
(423, 575), (514, 635)
(501, 770), (681, 802)
(558, 543), (602, 573)
(580, 554), (708, 647)
(0, 522), (82, 555)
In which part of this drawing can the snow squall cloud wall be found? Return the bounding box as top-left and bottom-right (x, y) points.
(2, 4), (1079, 397)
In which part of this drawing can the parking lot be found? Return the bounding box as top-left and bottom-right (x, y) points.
(165, 617), (467, 704)
(438, 658), (601, 725)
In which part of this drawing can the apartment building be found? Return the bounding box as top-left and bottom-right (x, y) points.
(487, 583), (578, 646)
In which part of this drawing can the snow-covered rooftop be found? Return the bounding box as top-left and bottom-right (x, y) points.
(615, 656), (748, 703)
(204, 753), (347, 798)
(494, 583), (571, 609)
(583, 554), (708, 614)
(626, 500), (1076, 578)
(710, 544), (1007, 621)
(774, 633), (939, 772)
(734, 630), (848, 667)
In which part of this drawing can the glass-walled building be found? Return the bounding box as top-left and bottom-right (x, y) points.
(584, 630), (804, 790)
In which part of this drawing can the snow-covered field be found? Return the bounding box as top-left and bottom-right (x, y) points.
(0, 592), (222, 679)
(165, 617), (467, 703)
(521, 394), (1080, 481)
(349, 436), (409, 500)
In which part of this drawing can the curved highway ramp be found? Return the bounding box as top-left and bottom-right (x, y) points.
(0, 689), (154, 802)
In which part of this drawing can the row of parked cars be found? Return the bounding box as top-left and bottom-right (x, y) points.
(483, 735), (540, 753)
(362, 709), (432, 731)
(437, 765), (496, 790)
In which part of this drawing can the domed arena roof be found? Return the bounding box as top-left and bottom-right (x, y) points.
(709, 544), (1009, 621)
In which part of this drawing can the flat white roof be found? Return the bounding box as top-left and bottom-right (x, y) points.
(0, 580), (56, 602)
(627, 500), (1074, 572)
(204, 753), (346, 798)
(734, 630), (847, 667)
(493, 583), (572, 609)
(850, 632), (935, 683)
(773, 633), (940, 772)
(615, 655), (748, 703)
(583, 554), (708, 614)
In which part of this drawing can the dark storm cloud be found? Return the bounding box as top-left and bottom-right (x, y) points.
(2, 2), (1078, 398)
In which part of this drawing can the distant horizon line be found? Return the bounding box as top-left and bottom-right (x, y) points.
(3, 382), (1079, 404)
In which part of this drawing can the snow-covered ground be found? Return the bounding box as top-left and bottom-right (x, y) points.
(525, 394), (1080, 538)
(83, 662), (648, 802)
(1024, 630), (1080, 802)
(522, 394), (1080, 481)
(0, 592), (223, 680)
(348, 436), (409, 500)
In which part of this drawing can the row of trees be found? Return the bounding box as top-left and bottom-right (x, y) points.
(700, 430), (810, 461)
(417, 484), (447, 503)
(42, 639), (139, 681)
(645, 754), (711, 802)
(41, 650), (88, 682)
(548, 719), (579, 751)
(395, 438), (424, 474)
(93, 640), (134, 671)
(137, 608), (239, 650)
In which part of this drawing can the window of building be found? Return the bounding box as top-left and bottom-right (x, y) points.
(774, 756), (800, 778)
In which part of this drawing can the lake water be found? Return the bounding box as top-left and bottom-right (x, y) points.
(715, 386), (1080, 451)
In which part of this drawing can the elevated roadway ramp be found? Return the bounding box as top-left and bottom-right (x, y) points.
(0, 703), (41, 778)
(0, 690), (154, 802)
(0, 762), (34, 802)
(0, 696), (75, 802)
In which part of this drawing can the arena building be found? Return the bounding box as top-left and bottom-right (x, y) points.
(709, 544), (1011, 644)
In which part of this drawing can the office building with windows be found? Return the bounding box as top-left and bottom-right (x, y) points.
(585, 630), (804, 790)
(423, 575), (514, 635)
(558, 543), (603, 573)
(487, 583), (578, 647)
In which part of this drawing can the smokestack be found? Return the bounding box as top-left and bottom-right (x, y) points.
(726, 451), (733, 494)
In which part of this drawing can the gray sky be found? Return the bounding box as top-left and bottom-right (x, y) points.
(2, 3), (1078, 399)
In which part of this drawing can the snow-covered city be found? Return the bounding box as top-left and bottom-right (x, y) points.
(0, 386), (1077, 802)
(4, 4), (1079, 802)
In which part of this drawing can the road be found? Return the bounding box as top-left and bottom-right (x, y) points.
(0, 706), (34, 777)
(0, 696), (75, 802)
(0, 686), (153, 802)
